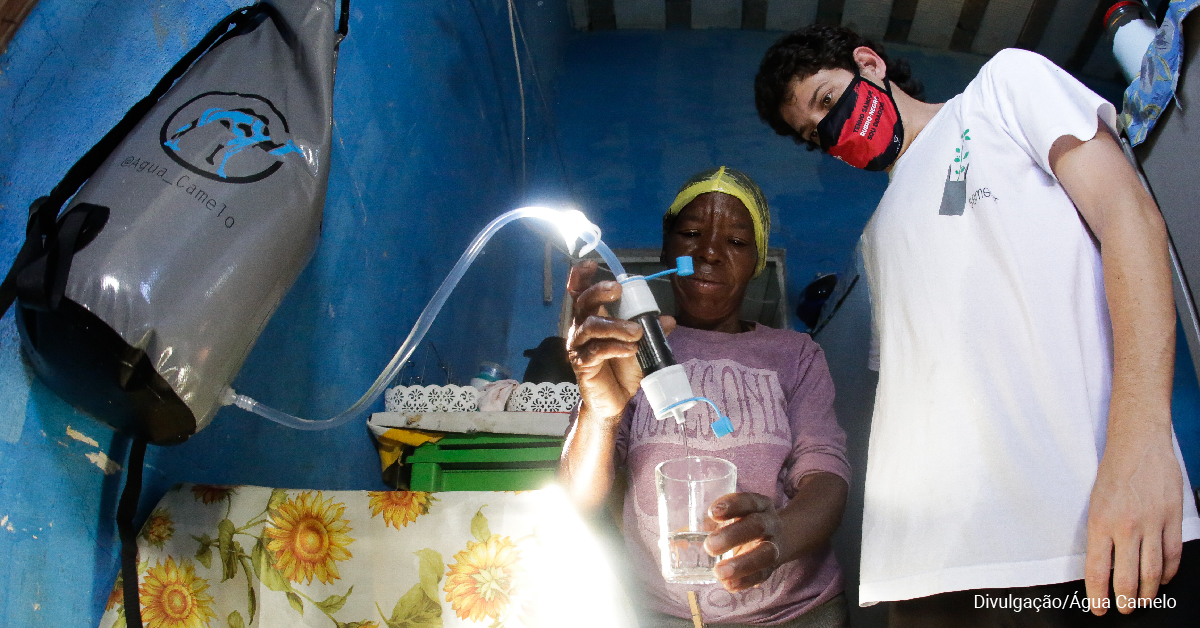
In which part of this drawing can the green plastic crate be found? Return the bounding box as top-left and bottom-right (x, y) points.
(407, 433), (564, 492)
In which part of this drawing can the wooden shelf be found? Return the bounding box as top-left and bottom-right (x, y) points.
(369, 411), (569, 437)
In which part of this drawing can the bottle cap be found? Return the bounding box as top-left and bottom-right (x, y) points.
(711, 416), (734, 438)
(475, 361), (509, 382)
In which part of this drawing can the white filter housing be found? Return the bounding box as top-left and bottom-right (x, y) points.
(616, 274), (697, 422)
(616, 276), (658, 319)
(642, 364), (697, 423)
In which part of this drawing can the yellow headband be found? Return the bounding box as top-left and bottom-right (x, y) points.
(665, 166), (771, 278)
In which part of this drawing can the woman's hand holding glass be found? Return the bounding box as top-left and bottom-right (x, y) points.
(704, 492), (786, 592)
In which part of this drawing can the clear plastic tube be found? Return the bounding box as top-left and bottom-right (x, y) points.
(223, 206), (610, 430)
(593, 239), (626, 278)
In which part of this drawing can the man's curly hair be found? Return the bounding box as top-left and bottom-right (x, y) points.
(755, 24), (924, 148)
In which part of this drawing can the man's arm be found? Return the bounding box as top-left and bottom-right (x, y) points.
(1049, 119), (1183, 616)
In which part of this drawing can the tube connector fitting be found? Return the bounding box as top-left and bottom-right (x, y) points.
(615, 276), (659, 320)
(220, 387), (256, 412)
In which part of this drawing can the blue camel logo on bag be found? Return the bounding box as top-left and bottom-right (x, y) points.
(160, 91), (304, 183)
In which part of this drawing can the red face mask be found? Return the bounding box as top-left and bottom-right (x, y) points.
(816, 75), (904, 171)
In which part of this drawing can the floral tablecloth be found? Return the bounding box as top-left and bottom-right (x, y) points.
(100, 485), (637, 628)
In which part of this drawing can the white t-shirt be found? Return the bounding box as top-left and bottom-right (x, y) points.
(858, 48), (1200, 605)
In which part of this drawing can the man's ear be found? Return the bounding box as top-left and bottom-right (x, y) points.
(853, 46), (888, 85)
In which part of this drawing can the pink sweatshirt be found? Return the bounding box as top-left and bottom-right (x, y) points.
(614, 325), (850, 624)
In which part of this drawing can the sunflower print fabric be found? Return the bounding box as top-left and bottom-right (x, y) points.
(443, 510), (523, 623)
(139, 557), (218, 628)
(265, 491), (355, 585)
(367, 491), (436, 529)
(98, 485), (636, 628)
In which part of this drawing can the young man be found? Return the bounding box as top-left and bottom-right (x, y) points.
(755, 25), (1200, 626)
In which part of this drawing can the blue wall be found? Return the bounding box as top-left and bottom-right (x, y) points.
(0, 0), (572, 625)
(1, 3), (1197, 628)
(1175, 319), (1200, 487)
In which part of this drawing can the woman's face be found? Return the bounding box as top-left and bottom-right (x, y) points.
(664, 192), (758, 333)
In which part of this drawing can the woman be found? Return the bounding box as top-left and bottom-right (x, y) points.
(559, 167), (852, 627)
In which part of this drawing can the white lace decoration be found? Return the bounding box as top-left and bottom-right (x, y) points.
(383, 382), (580, 413)
(506, 382), (580, 413)
(384, 385), (480, 413)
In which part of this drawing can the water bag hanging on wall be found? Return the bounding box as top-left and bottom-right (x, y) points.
(0, 0), (349, 445)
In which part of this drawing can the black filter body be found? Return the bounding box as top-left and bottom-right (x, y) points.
(633, 313), (676, 375)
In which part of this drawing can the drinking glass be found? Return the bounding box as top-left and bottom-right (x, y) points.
(654, 456), (737, 584)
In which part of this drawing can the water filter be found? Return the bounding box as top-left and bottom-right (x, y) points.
(614, 258), (733, 437)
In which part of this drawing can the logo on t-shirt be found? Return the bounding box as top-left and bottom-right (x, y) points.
(626, 359), (792, 450)
(939, 128), (971, 216)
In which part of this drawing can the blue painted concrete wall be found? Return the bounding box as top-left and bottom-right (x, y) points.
(1174, 319), (1200, 487)
(0, 0), (571, 625)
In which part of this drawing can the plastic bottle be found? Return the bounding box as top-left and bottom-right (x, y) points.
(1106, 0), (1158, 83)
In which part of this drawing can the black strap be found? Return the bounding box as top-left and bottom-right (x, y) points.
(0, 274), (13, 319)
(117, 438), (148, 628)
(8, 202), (110, 312)
(47, 205), (109, 310)
(0, 198), (51, 317)
(337, 0), (350, 43)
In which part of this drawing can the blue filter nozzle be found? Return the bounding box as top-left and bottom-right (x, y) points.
(643, 256), (696, 282)
(711, 415), (734, 438)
